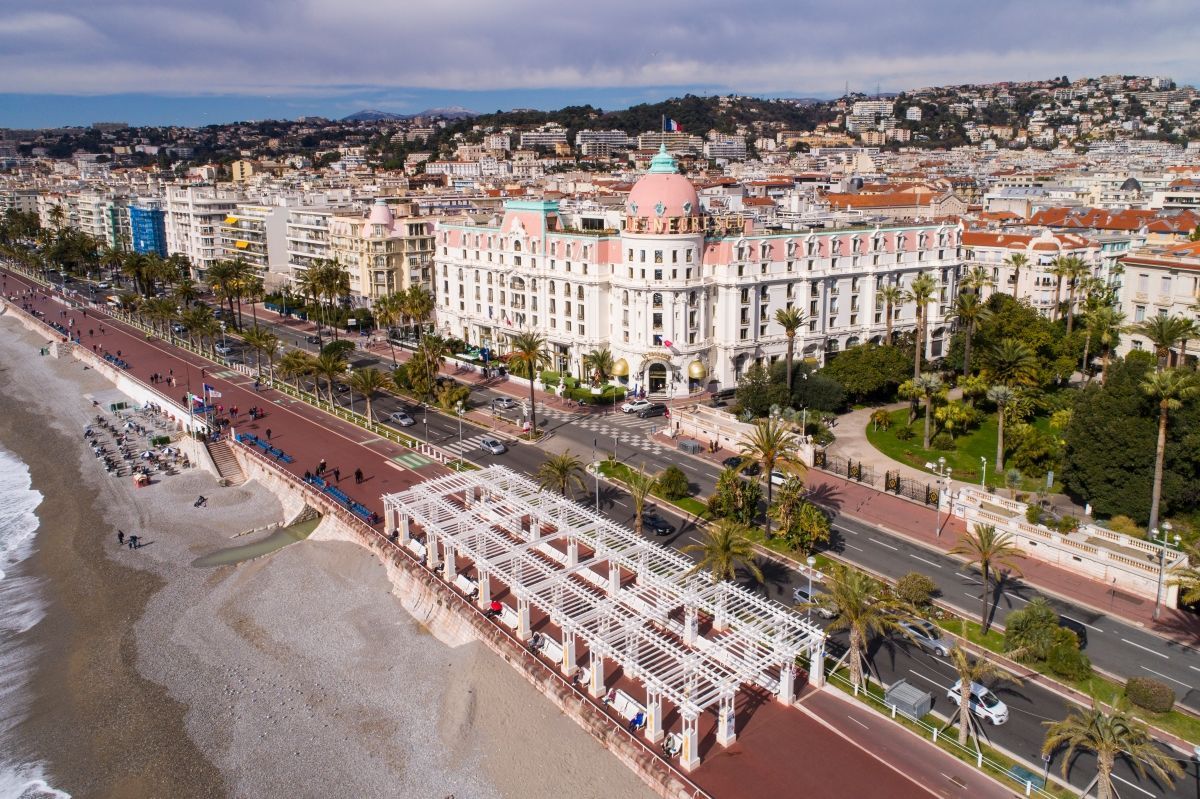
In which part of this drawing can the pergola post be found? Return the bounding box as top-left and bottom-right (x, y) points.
(680, 711), (701, 772)
(463, 487), (473, 507)
(442, 542), (456, 582)
(476, 569), (491, 610)
(587, 651), (604, 698)
(607, 561), (621, 596)
(398, 511), (410, 543)
(425, 531), (440, 570)
(645, 691), (664, 743)
(777, 661), (796, 705)
(517, 597), (531, 641)
(385, 507), (398, 539)
(716, 692), (737, 746)
(682, 603), (698, 646)
(809, 638), (826, 688)
(566, 538), (579, 567)
(713, 591), (728, 631)
(562, 632), (577, 676)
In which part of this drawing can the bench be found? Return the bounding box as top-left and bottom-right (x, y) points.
(1007, 764), (1045, 790)
(405, 539), (426, 559)
(537, 634), (564, 665)
(453, 574), (477, 596)
(498, 604), (519, 630)
(607, 689), (646, 722)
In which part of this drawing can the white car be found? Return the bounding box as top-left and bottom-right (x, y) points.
(621, 398), (652, 414)
(770, 469), (790, 486)
(389, 411), (415, 427)
(214, 343), (234, 356)
(480, 437), (507, 455)
(947, 680), (1008, 725)
(490, 397), (518, 410)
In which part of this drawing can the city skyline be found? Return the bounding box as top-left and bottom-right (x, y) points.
(1, 0), (1197, 127)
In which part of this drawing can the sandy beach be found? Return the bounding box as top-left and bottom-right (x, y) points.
(0, 310), (653, 799)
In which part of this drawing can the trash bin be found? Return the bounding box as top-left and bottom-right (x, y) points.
(883, 679), (931, 719)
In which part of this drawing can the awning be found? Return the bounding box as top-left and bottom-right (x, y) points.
(224, 215), (238, 224)
(234, 241), (249, 249)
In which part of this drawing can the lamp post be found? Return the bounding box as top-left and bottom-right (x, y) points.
(805, 555), (816, 621)
(979, 455), (987, 488)
(455, 401), (465, 470)
(592, 438), (600, 513)
(422, 401), (429, 442)
(925, 457), (952, 538)
(1152, 521), (1181, 620)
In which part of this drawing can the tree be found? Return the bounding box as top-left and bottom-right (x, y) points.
(682, 520), (763, 583)
(509, 330), (551, 436)
(736, 363), (786, 417)
(815, 565), (909, 691)
(1004, 253), (1028, 296)
(582, 347), (614, 387)
(625, 464), (657, 534)
(904, 273), (939, 411)
(876, 283), (904, 345)
(820, 344), (909, 403)
(1142, 367), (1200, 532)
(707, 467), (763, 525)
(656, 465), (689, 500)
(1056, 256), (1091, 334)
(403, 284), (435, 341)
(372, 292), (404, 365)
(348, 367), (390, 422)
(536, 452), (587, 497)
(1082, 304), (1125, 384)
(1041, 700), (1182, 799)
(407, 334), (449, 401)
(1130, 314), (1193, 371)
(1169, 541), (1200, 606)
(960, 264), (995, 295)
(950, 292), (991, 377)
(774, 306), (807, 392)
(948, 645), (1018, 746)
(278, 349), (314, 389)
(240, 326), (279, 378)
(769, 477), (807, 539)
(913, 372), (943, 449)
(739, 417), (803, 539)
(950, 523), (1025, 634)
(894, 572), (938, 608)
(783, 502), (831, 554)
(985, 337), (1039, 388)
(1048, 256), (1072, 321)
(312, 350), (347, 402)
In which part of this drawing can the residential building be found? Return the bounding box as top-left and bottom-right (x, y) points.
(325, 199), (435, 304)
(164, 185), (240, 279)
(961, 229), (1102, 317)
(72, 190), (129, 250)
(433, 146), (961, 394)
(219, 203), (290, 286)
(129, 201), (168, 257)
(285, 207), (334, 281)
(1119, 241), (1200, 358)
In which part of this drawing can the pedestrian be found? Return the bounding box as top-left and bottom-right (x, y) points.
(303, 470), (312, 481)
(265, 428), (272, 440)
(132, 535), (140, 549)
(332, 467), (340, 482)
(127, 535), (135, 549)
(116, 350), (121, 358)
(317, 458), (326, 475)
(117, 530), (125, 545)
(354, 468), (363, 484)
(88, 328), (93, 337)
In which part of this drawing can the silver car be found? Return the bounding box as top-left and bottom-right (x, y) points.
(389, 411), (415, 427)
(899, 619), (951, 657)
(480, 437), (507, 455)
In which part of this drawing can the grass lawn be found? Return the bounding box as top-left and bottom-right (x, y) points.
(865, 408), (1060, 493)
(598, 460), (712, 520)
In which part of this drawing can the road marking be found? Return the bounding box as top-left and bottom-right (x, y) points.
(847, 716), (870, 730)
(1059, 614), (1103, 634)
(1111, 774), (1156, 798)
(1121, 638), (1169, 659)
(1139, 665), (1191, 689)
(868, 537), (899, 551)
(954, 572), (982, 585)
(845, 544), (864, 552)
(907, 669), (950, 692)
(908, 553), (943, 569)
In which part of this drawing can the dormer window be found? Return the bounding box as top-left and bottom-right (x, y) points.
(682, 201), (692, 214)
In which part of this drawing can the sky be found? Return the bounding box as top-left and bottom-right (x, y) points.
(0, 0), (1196, 128)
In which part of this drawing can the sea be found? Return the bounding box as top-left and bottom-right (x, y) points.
(0, 446), (70, 799)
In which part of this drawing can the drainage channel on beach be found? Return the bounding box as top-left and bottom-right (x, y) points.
(191, 516), (321, 568)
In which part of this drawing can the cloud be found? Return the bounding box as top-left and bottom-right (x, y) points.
(0, 0), (1194, 98)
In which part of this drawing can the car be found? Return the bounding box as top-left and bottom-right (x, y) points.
(792, 586), (837, 619)
(304, 334), (322, 345)
(480, 437), (507, 455)
(214, 343), (234, 356)
(636, 403), (667, 418)
(720, 456), (759, 476)
(770, 469), (791, 486)
(1057, 616), (1089, 649)
(722, 456), (745, 470)
(642, 513), (674, 536)
(898, 619), (951, 657)
(621, 398), (653, 414)
(95, 281), (110, 290)
(171, 323), (186, 334)
(490, 397), (518, 410)
(947, 680), (1008, 725)
(389, 411), (415, 427)
(212, 307), (226, 318)
(334, 383), (350, 394)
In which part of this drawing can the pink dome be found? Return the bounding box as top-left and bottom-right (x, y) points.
(363, 198), (394, 235)
(626, 172), (700, 221)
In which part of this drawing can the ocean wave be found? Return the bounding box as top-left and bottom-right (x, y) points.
(0, 761), (72, 799)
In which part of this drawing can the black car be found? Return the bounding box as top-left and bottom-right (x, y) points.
(642, 513), (674, 536)
(1058, 616), (1089, 649)
(720, 456), (760, 476)
(334, 382), (350, 394)
(636, 403), (667, 418)
(304, 335), (322, 345)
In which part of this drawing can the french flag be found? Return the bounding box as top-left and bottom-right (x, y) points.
(664, 118), (681, 133)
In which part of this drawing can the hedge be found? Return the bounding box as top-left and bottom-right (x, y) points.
(1126, 677), (1175, 713)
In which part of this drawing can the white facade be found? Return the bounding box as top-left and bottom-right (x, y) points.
(164, 185), (240, 278)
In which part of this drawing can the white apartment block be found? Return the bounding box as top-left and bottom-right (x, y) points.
(71, 189), (129, 251)
(961, 229), (1103, 318)
(433, 147), (962, 395)
(1120, 242), (1200, 359)
(164, 185), (240, 279)
(285, 207), (334, 279)
(704, 136), (747, 161)
(518, 128), (569, 149)
(220, 202), (290, 286)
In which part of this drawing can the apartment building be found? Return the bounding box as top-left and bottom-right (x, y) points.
(961, 229), (1103, 317)
(72, 189), (129, 250)
(164, 185), (240, 279)
(433, 147), (962, 394)
(1119, 242), (1200, 358)
(325, 199), (435, 304)
(129, 201), (168, 257)
(219, 202), (289, 286)
(285, 207), (334, 280)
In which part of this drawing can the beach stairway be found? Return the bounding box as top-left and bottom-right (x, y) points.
(206, 440), (246, 486)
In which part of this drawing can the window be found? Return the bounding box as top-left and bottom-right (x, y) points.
(640, 250), (646, 263)
(652, 313), (663, 330)
(1137, 273), (1149, 293)
(739, 327), (749, 341)
(1135, 305), (1146, 322)
(654, 250), (663, 263)
(737, 264), (745, 277)
(622, 290), (629, 305)
(685, 249), (693, 263)
(654, 269), (663, 280)
(672, 251), (678, 263)
(628, 248), (634, 261)
(740, 288), (750, 304)
(652, 292), (663, 308)
(1161, 276), (1172, 295)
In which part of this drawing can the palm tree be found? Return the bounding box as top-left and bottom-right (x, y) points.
(312, 350), (347, 402)
(1091, 306), (1126, 384)
(582, 347), (615, 387)
(987, 385), (1016, 473)
(348, 367), (390, 422)
(535, 452), (586, 497)
(404, 284), (435, 342)
(1004, 252), (1029, 296)
(682, 520), (763, 584)
(295, 264), (325, 335)
(738, 416), (803, 539)
(985, 337), (1039, 388)
(1131, 314), (1194, 371)
(947, 645), (1019, 746)
(206, 259), (239, 321)
(241, 274), (266, 328)
(317, 260), (351, 340)
(769, 477), (807, 541)
(372, 292), (404, 364)
(278, 349), (315, 390)
(173, 278), (199, 309)
(1060, 256), (1091, 334)
(774, 306), (807, 391)
(904, 273), (939, 381)
(950, 523), (1025, 634)
(876, 283), (904, 346)
(241, 325), (276, 377)
(508, 330), (551, 437)
(961, 264), (995, 296)
(950, 293), (990, 377)
(1048, 256), (1073, 321)
(913, 372), (943, 449)
(1142, 368), (1200, 532)
(1041, 700), (1182, 799)
(816, 564), (909, 691)
(1169, 541), (1200, 606)
(624, 464), (657, 535)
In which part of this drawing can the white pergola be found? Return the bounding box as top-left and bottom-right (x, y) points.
(382, 466), (826, 771)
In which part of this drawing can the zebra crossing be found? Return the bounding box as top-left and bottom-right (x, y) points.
(439, 432), (496, 456)
(569, 414), (666, 455)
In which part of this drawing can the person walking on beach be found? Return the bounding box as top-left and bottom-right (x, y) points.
(127, 534), (135, 549)
(354, 468), (363, 484)
(117, 530), (125, 546)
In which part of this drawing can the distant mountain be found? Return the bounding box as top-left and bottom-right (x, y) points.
(341, 107), (477, 122)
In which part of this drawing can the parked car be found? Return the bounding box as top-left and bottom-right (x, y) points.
(333, 382), (350, 394)
(770, 469), (790, 486)
(621, 398), (653, 414)
(491, 397), (518, 410)
(642, 513), (674, 536)
(480, 437), (507, 455)
(947, 680), (1008, 725)
(636, 403), (668, 418)
(721, 456), (745, 470)
(95, 281), (110, 290)
(304, 334), (322, 345)
(792, 586), (837, 619)
(170, 323), (186, 334)
(898, 619), (951, 657)
(389, 411), (415, 427)
(214, 343), (234, 356)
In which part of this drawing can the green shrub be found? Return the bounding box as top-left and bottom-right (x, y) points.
(1125, 677), (1175, 713)
(1046, 642), (1092, 681)
(1104, 515), (1143, 537)
(657, 466), (690, 500)
(1003, 597), (1060, 660)
(893, 425), (914, 441)
(1025, 505), (1044, 526)
(1055, 515), (1080, 533)
(930, 432), (955, 450)
(895, 572), (938, 608)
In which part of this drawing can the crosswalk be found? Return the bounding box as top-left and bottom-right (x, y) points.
(440, 433), (495, 456)
(570, 414), (666, 455)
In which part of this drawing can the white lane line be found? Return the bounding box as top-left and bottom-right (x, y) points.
(1190, 665), (1200, 674)
(1001, 592), (1029, 604)
(1139, 665), (1192, 689)
(845, 543), (864, 552)
(869, 537), (899, 551)
(909, 553), (943, 569)
(1059, 614), (1103, 633)
(847, 716), (870, 730)
(1111, 774), (1156, 798)
(1121, 638), (1169, 659)
(954, 572), (978, 582)
(907, 669), (950, 692)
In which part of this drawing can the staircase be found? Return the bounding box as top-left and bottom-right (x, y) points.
(206, 440), (247, 486)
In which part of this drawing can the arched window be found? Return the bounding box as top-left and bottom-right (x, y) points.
(514, 240), (522, 252)
(563, 282), (570, 296)
(510, 276), (525, 290)
(622, 290), (629, 305)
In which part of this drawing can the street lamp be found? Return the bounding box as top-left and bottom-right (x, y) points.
(924, 457), (953, 538)
(422, 401), (429, 442)
(979, 455), (987, 488)
(592, 437), (600, 512)
(805, 555), (816, 621)
(455, 400), (465, 470)
(1152, 521), (1181, 620)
